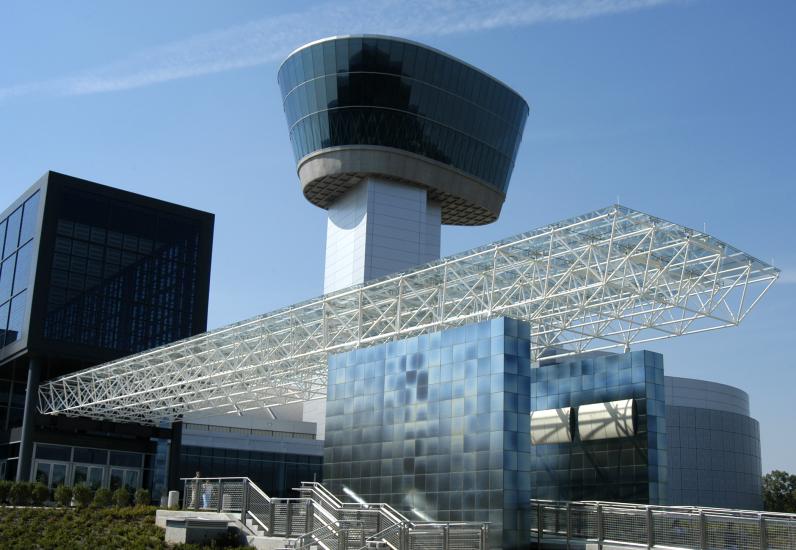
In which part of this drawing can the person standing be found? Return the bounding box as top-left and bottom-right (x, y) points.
(191, 471), (201, 510)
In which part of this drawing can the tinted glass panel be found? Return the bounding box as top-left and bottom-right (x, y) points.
(0, 257), (14, 303)
(110, 469), (124, 491)
(42, 185), (209, 354)
(35, 463), (50, 486)
(12, 242), (33, 295)
(73, 447), (108, 465)
(0, 190), (41, 352)
(52, 463), (67, 488)
(35, 444), (72, 461)
(0, 302), (10, 338)
(110, 450), (142, 467)
(278, 37), (528, 194)
(5, 291), (26, 345)
(3, 208), (21, 259)
(19, 192), (40, 245)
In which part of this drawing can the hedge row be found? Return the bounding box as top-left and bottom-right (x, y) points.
(0, 480), (150, 508)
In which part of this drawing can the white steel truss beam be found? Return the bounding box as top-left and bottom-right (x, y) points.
(38, 205), (779, 424)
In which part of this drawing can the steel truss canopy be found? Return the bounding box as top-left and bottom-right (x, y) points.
(38, 205), (779, 424)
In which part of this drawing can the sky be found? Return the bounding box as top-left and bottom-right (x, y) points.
(1, 0), (794, 472)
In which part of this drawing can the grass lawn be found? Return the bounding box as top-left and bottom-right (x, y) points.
(0, 505), (249, 549)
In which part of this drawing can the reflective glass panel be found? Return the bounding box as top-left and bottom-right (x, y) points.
(124, 470), (139, 490)
(12, 242), (33, 295)
(52, 463), (67, 488)
(0, 257), (13, 302)
(35, 462), (50, 486)
(19, 192), (40, 245)
(277, 37), (529, 194)
(73, 465), (88, 486)
(6, 291), (27, 345)
(3, 207), (21, 259)
(109, 469), (124, 491)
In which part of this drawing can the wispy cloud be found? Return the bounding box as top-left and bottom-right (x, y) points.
(1, 0), (682, 101)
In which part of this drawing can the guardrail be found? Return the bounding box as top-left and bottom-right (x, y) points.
(530, 499), (796, 549)
(180, 478), (489, 549)
(298, 482), (489, 550)
(181, 477), (312, 537)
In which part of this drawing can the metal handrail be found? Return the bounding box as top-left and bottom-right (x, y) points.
(354, 522), (407, 550)
(179, 477), (489, 549)
(292, 519), (366, 550)
(531, 498), (796, 550)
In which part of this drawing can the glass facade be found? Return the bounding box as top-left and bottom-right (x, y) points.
(179, 445), (322, 498)
(0, 173), (213, 488)
(278, 36), (529, 193)
(530, 351), (667, 504)
(0, 191), (40, 350)
(324, 317), (531, 550)
(31, 442), (147, 492)
(0, 377), (25, 431)
(42, 184), (206, 354)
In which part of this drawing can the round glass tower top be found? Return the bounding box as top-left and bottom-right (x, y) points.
(278, 35), (529, 225)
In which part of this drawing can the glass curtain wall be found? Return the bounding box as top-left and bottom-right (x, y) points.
(278, 37), (528, 193)
(0, 191), (40, 350)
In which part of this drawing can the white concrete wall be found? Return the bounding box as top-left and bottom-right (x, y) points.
(182, 402), (312, 432)
(323, 178), (441, 294)
(302, 399), (327, 441)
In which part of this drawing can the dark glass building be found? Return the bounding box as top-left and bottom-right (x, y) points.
(0, 171), (214, 497)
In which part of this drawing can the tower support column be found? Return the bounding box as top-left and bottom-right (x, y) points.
(16, 357), (41, 481)
(324, 178), (441, 294)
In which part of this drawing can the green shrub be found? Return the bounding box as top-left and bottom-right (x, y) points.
(113, 487), (131, 507)
(9, 482), (32, 506)
(93, 487), (112, 507)
(54, 484), (73, 507)
(0, 480), (11, 504)
(31, 482), (50, 505)
(72, 483), (93, 507)
(134, 488), (150, 506)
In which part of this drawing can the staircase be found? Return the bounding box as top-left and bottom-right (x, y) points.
(180, 477), (489, 550)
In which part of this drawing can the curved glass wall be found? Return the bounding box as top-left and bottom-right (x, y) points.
(278, 36), (529, 194)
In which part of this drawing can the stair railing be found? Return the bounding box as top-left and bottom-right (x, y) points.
(181, 477), (489, 549)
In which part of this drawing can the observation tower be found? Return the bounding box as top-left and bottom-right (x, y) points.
(278, 36), (529, 293)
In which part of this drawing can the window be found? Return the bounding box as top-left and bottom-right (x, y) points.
(73, 447), (108, 465)
(18, 192), (40, 245)
(35, 444), (71, 462)
(34, 461), (67, 489)
(110, 451), (142, 468)
(43, 188), (206, 354)
(110, 468), (140, 491)
(3, 208), (21, 260)
(73, 464), (104, 489)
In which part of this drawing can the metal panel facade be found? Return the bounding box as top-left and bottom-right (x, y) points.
(324, 317), (531, 550)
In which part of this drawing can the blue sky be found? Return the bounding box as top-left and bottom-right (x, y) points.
(1, 0), (794, 472)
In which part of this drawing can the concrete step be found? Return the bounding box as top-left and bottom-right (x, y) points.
(245, 517), (266, 535)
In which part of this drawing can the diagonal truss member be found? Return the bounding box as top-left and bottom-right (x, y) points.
(38, 205), (779, 424)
